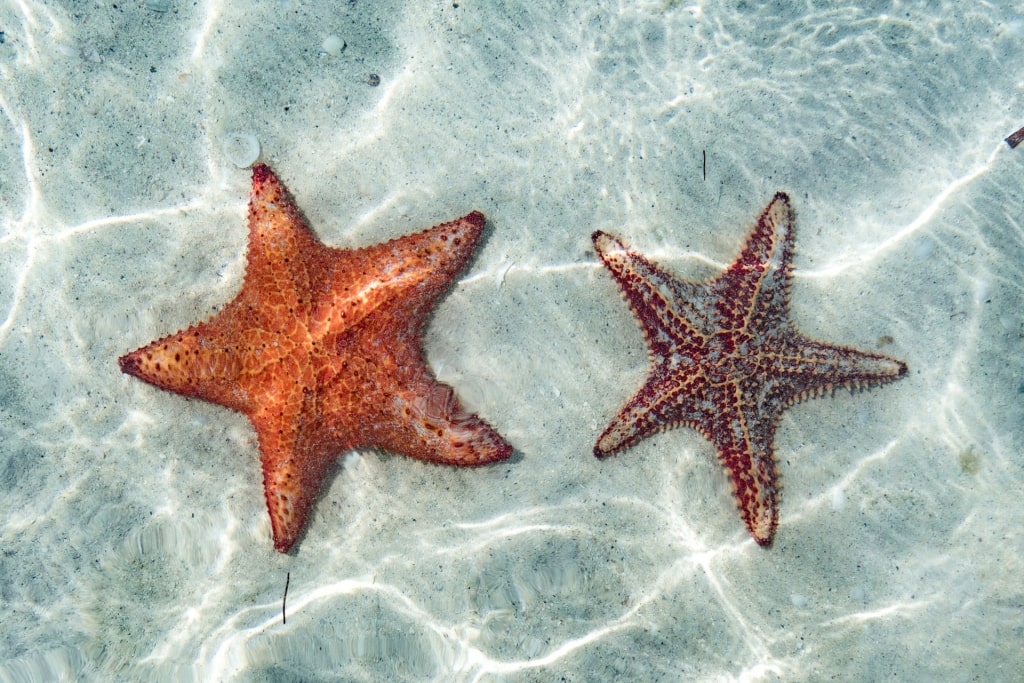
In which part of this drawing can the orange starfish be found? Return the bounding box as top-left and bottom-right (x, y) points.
(592, 192), (906, 546)
(119, 164), (512, 553)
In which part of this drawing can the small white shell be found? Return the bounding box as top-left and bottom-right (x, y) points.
(222, 131), (260, 168)
(322, 35), (346, 57)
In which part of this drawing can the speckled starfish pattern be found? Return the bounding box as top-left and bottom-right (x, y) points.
(592, 192), (907, 546)
(119, 164), (512, 553)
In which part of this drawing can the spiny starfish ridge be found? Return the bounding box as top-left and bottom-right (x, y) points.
(592, 192), (907, 546)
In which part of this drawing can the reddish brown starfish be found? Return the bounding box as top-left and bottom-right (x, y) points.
(120, 164), (512, 553)
(592, 192), (906, 546)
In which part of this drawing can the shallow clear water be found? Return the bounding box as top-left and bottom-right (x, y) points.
(1, 1), (1022, 680)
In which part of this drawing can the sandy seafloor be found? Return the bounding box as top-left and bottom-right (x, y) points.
(1, 1), (1022, 680)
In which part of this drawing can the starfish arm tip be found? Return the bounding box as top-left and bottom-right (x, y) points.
(593, 428), (628, 459)
(117, 351), (140, 377)
(252, 162), (273, 182)
(745, 507), (778, 548)
(591, 230), (619, 253)
(477, 438), (514, 464)
(464, 210), (486, 228)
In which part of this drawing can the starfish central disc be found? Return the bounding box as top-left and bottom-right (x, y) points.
(705, 331), (759, 384)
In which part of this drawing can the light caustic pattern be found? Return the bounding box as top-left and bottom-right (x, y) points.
(2, 0), (1024, 681)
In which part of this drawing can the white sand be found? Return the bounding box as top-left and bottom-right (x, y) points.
(1, 1), (1022, 680)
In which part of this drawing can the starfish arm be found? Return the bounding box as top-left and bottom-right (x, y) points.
(309, 212), (487, 339)
(592, 230), (709, 355)
(244, 164), (331, 315)
(594, 369), (709, 456)
(368, 377), (513, 466)
(118, 319), (253, 413)
(768, 337), (908, 408)
(314, 319), (512, 467)
(236, 345), (334, 554)
(712, 192), (796, 331)
(252, 408), (338, 554)
(709, 390), (780, 546)
(118, 299), (316, 416)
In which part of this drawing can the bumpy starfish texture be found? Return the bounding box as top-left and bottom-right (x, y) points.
(119, 164), (512, 553)
(592, 192), (906, 547)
